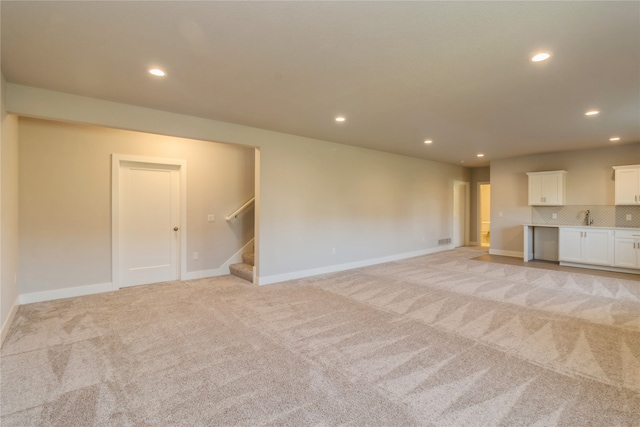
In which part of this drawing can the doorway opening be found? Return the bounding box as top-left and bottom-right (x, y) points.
(453, 181), (470, 247)
(478, 183), (491, 247)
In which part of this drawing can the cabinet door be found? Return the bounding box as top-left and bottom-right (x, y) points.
(541, 174), (562, 205)
(582, 229), (613, 266)
(528, 175), (543, 205)
(614, 238), (638, 268)
(559, 228), (583, 262)
(615, 168), (640, 205)
(528, 172), (565, 205)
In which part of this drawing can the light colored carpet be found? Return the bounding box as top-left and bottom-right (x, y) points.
(1, 248), (639, 426)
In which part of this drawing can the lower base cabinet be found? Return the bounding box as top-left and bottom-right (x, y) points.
(614, 230), (640, 269)
(559, 228), (614, 266)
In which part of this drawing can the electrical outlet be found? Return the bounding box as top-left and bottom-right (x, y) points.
(499, 212), (503, 218)
(193, 252), (199, 260)
(552, 213), (557, 219)
(207, 214), (215, 222)
(331, 248), (336, 255)
(626, 214), (632, 221)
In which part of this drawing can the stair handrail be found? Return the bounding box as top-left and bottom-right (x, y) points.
(225, 197), (255, 221)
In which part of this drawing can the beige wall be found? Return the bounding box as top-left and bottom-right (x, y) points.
(18, 118), (254, 293)
(1, 74), (20, 341)
(7, 84), (469, 283)
(259, 137), (469, 277)
(490, 143), (640, 256)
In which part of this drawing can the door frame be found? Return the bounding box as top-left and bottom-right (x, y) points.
(453, 180), (470, 247)
(111, 154), (187, 290)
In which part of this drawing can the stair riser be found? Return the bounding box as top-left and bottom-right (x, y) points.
(229, 263), (253, 282)
(242, 253), (255, 266)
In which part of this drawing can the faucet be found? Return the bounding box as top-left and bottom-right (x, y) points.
(585, 210), (593, 226)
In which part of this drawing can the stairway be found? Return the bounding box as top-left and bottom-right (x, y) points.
(230, 252), (254, 283)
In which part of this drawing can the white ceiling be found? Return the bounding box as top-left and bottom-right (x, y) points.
(2, 1), (639, 167)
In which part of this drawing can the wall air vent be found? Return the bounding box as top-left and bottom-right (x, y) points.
(438, 238), (452, 245)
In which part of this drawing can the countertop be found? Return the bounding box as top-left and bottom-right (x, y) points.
(524, 224), (640, 231)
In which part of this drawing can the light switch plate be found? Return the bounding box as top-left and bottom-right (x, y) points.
(207, 214), (215, 222)
(626, 214), (632, 221)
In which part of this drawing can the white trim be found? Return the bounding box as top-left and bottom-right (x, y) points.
(112, 154), (187, 290)
(253, 148), (261, 285)
(19, 282), (114, 305)
(489, 249), (524, 258)
(183, 238), (255, 280)
(256, 245), (454, 286)
(1, 296), (20, 348)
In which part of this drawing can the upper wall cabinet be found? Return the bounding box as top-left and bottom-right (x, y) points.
(527, 170), (567, 206)
(613, 165), (640, 205)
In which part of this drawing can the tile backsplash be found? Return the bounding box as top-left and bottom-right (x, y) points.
(532, 205), (640, 228)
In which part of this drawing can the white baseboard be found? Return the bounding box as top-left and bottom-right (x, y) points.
(257, 245), (454, 286)
(468, 241), (479, 246)
(16, 240), (256, 305)
(489, 249), (524, 258)
(19, 282), (115, 305)
(1, 296), (20, 348)
(183, 238), (254, 281)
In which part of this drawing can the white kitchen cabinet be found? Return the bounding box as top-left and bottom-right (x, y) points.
(614, 229), (640, 269)
(613, 165), (640, 205)
(527, 170), (566, 206)
(559, 227), (614, 266)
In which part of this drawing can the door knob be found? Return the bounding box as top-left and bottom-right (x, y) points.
(174, 227), (179, 231)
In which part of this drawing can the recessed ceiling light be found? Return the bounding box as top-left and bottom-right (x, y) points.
(459, 160), (465, 164)
(335, 116), (346, 122)
(530, 52), (551, 62)
(149, 68), (166, 77)
(424, 140), (433, 144)
(477, 153), (485, 158)
(585, 110), (600, 116)
(609, 137), (621, 142)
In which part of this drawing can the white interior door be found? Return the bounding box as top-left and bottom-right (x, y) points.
(119, 162), (180, 287)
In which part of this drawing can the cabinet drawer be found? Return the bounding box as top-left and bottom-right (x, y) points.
(614, 229), (640, 238)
